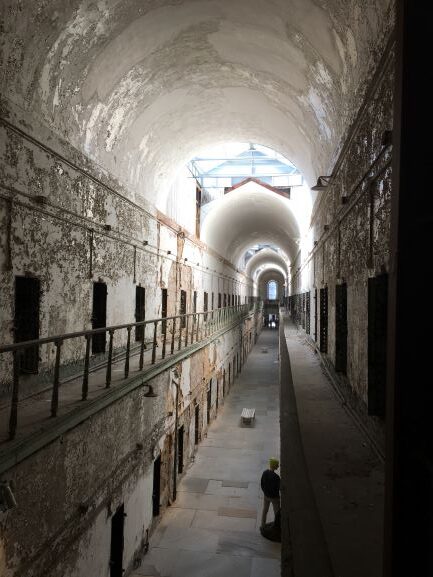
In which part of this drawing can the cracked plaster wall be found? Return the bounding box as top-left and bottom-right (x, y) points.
(290, 44), (394, 439)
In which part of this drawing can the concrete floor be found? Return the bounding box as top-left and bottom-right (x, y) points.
(134, 328), (281, 577)
(133, 322), (385, 577)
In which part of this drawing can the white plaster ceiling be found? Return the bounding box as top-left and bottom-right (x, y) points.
(1, 0), (393, 209)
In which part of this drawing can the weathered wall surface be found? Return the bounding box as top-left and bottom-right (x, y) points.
(0, 106), (252, 394)
(0, 93), (259, 577)
(0, 308), (259, 577)
(290, 43), (394, 434)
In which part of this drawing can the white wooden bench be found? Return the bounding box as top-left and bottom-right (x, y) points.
(241, 408), (255, 425)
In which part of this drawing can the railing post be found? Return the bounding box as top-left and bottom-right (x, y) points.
(139, 323), (146, 370)
(171, 318), (176, 355)
(51, 340), (63, 417)
(124, 326), (131, 378)
(152, 321), (158, 364)
(82, 335), (91, 401)
(105, 330), (114, 388)
(8, 350), (20, 440)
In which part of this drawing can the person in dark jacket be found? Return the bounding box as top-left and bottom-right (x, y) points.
(260, 457), (281, 529)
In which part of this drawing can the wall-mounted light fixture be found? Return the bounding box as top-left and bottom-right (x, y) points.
(311, 176), (333, 191)
(143, 240), (148, 245)
(33, 195), (48, 205)
(167, 250), (171, 255)
(143, 384), (157, 398)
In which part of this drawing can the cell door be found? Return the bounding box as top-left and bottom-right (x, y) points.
(92, 282), (107, 354)
(319, 287), (328, 353)
(368, 274), (388, 417)
(335, 283), (348, 373)
(178, 425), (184, 474)
(161, 288), (168, 334)
(314, 289), (318, 342)
(135, 286), (145, 342)
(194, 404), (200, 445)
(152, 455), (161, 517)
(180, 290), (186, 328)
(14, 276), (40, 374)
(204, 292), (208, 320)
(207, 383), (211, 424)
(216, 378), (219, 411)
(110, 504), (125, 577)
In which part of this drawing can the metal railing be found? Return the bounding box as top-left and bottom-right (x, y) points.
(0, 304), (255, 441)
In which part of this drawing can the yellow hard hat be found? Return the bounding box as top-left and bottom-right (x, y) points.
(269, 458), (279, 469)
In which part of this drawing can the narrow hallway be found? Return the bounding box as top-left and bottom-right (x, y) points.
(136, 328), (281, 577)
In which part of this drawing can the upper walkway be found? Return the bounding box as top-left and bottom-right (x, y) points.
(280, 316), (384, 577)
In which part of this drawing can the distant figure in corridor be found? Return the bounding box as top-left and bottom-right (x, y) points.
(260, 457), (281, 529)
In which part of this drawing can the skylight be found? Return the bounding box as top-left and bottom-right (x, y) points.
(188, 143), (303, 202)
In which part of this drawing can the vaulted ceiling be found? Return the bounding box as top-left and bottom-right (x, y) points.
(1, 0), (393, 210)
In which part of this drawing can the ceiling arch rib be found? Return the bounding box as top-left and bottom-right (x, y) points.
(257, 267), (286, 284)
(255, 264), (287, 282)
(245, 248), (289, 278)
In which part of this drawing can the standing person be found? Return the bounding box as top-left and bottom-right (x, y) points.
(260, 457), (280, 529)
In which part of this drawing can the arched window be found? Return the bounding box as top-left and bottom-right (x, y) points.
(267, 280), (277, 300)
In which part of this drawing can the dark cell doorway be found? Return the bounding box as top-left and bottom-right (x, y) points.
(204, 292), (208, 320)
(14, 276), (40, 374)
(152, 455), (161, 517)
(180, 290), (186, 328)
(161, 288), (168, 334)
(207, 382), (211, 424)
(178, 425), (184, 474)
(314, 288), (318, 342)
(368, 273), (388, 417)
(110, 504), (125, 577)
(335, 283), (348, 373)
(92, 281), (107, 354)
(135, 286), (145, 342)
(319, 287), (328, 353)
(216, 378), (219, 411)
(194, 404), (200, 445)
